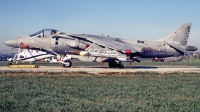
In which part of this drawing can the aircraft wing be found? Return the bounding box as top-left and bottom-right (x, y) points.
(68, 34), (137, 52)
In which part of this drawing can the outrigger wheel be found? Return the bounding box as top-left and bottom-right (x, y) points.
(62, 60), (72, 68)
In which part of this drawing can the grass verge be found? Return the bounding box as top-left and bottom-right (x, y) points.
(0, 71), (200, 111)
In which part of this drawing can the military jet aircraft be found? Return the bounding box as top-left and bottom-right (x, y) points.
(4, 23), (197, 68)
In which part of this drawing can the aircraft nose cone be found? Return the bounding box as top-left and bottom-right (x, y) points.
(4, 39), (18, 47)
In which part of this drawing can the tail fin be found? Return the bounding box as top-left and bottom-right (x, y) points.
(157, 23), (192, 45)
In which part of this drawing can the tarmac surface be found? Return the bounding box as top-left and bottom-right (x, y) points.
(1, 65), (200, 73)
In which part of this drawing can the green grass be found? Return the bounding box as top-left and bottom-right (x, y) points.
(0, 72), (200, 111)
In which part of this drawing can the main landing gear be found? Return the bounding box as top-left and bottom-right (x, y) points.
(108, 61), (124, 68)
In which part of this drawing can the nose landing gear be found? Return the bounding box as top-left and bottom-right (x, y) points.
(62, 60), (72, 68)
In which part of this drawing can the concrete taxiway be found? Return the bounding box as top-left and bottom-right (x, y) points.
(0, 66), (200, 73)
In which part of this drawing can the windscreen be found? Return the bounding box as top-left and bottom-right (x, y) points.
(30, 29), (58, 37)
(30, 31), (41, 37)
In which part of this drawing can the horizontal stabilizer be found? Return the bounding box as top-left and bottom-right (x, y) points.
(167, 43), (192, 56)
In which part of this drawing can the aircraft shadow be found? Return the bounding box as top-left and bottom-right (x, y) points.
(128, 66), (158, 69)
(77, 66), (158, 69)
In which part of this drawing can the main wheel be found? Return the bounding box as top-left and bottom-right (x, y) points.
(63, 60), (72, 68)
(108, 61), (117, 68)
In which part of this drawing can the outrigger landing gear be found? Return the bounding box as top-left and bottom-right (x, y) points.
(108, 60), (124, 68)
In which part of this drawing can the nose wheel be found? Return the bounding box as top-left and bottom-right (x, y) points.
(62, 60), (72, 68)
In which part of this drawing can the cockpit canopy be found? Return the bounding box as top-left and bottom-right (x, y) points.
(30, 29), (58, 37)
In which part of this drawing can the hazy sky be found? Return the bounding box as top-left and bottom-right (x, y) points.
(0, 0), (200, 52)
